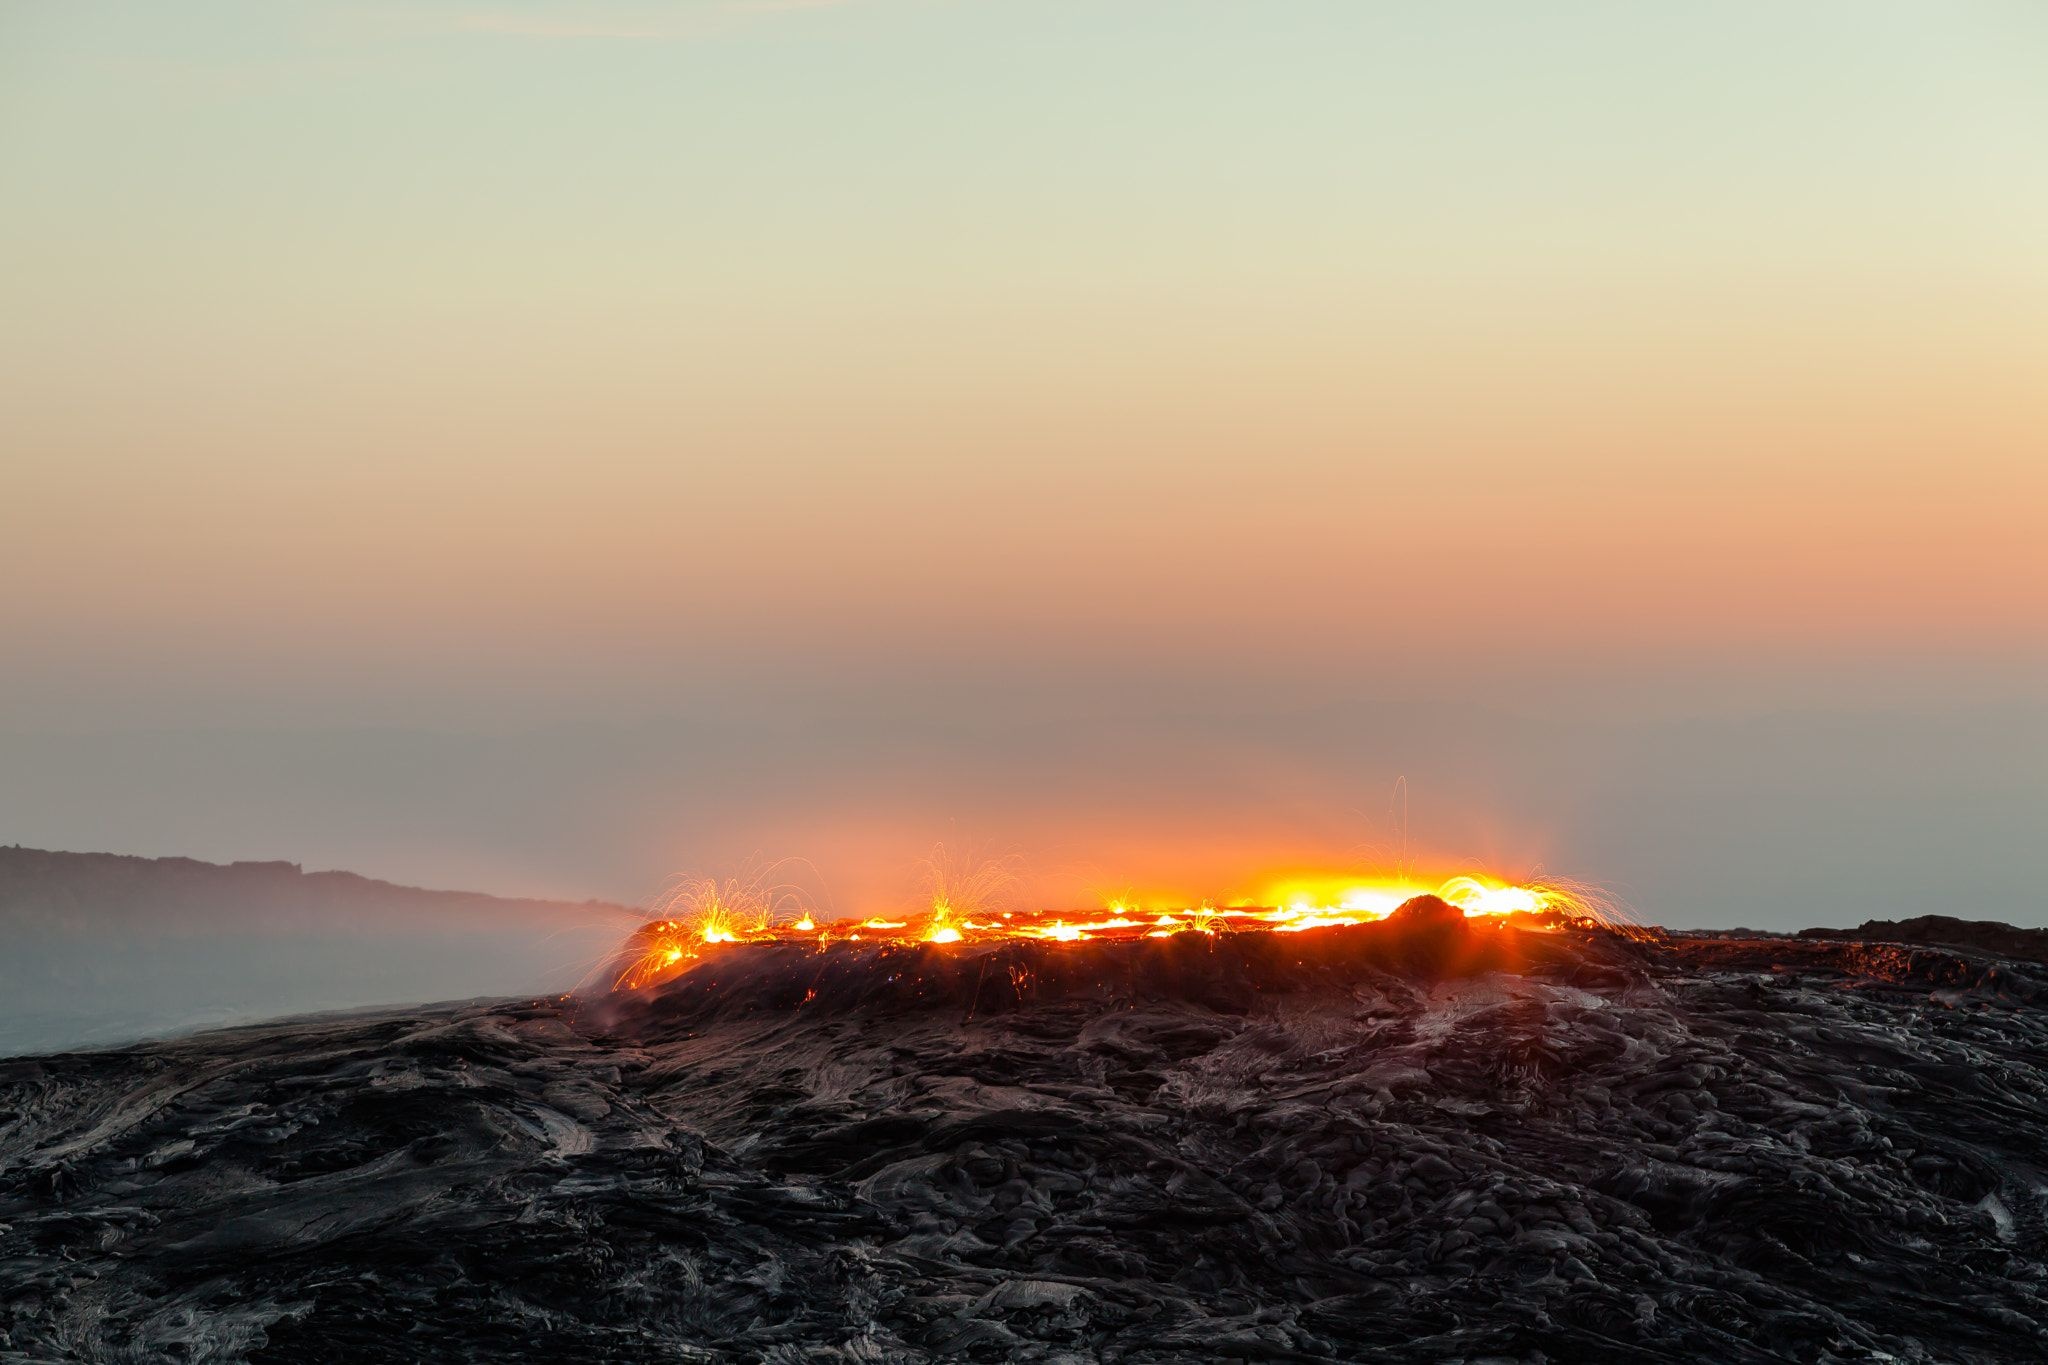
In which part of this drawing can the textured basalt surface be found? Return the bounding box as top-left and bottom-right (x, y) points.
(3, 909), (2047, 1362)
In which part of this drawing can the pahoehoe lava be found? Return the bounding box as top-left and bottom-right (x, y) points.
(4, 902), (2047, 1362)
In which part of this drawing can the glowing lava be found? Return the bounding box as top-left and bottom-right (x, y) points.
(609, 872), (1614, 992)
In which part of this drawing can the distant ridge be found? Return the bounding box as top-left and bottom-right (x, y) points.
(0, 845), (638, 931)
(0, 846), (642, 1055)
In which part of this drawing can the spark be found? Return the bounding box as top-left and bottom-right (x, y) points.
(610, 858), (824, 989)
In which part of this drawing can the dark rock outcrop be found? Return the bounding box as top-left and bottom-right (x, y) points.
(1800, 915), (2048, 967)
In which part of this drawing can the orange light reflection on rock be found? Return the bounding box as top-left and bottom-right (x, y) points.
(610, 873), (1610, 991)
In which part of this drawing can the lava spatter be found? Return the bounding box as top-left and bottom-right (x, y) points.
(609, 871), (1620, 992)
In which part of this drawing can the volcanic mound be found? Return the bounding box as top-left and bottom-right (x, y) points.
(3, 911), (2046, 1362)
(595, 895), (1646, 1031)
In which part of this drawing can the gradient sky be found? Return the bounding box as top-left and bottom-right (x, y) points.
(3, 1), (2044, 926)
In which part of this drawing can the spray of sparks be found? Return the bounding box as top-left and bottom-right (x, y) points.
(611, 860), (1620, 992)
(916, 842), (1022, 945)
(631, 862), (821, 974)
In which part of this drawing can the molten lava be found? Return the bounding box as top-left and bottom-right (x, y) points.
(609, 872), (1614, 992)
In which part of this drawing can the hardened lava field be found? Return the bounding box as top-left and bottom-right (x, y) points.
(3, 906), (2048, 1363)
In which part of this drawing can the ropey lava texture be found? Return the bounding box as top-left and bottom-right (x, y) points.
(3, 906), (2046, 1363)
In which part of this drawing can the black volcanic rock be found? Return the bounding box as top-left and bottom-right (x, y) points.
(3, 916), (2047, 1362)
(1800, 915), (2048, 967)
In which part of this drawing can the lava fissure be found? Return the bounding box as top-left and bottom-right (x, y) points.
(608, 874), (1620, 995)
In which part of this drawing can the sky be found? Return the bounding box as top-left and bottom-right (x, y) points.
(2, 0), (2044, 929)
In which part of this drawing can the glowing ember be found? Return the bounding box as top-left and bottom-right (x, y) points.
(609, 871), (1617, 992)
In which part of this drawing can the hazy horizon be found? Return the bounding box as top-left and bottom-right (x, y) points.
(5, 663), (2040, 931)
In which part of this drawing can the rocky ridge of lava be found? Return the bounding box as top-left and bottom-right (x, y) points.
(3, 903), (2047, 1363)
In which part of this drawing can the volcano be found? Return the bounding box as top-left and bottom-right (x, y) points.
(3, 908), (2046, 1362)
